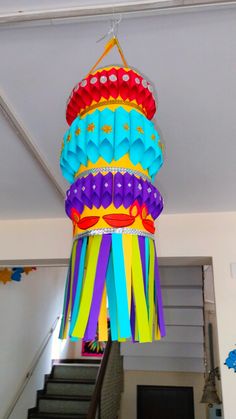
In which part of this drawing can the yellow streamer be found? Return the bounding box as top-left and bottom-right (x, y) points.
(154, 313), (161, 340)
(98, 285), (108, 341)
(72, 235), (102, 338)
(118, 337), (126, 342)
(63, 241), (77, 339)
(131, 235), (151, 342)
(84, 235), (92, 269)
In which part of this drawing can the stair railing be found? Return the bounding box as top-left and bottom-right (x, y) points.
(3, 315), (60, 419)
(87, 337), (124, 419)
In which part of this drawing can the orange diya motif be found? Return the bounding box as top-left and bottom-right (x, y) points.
(71, 201), (155, 237)
(103, 201), (155, 234)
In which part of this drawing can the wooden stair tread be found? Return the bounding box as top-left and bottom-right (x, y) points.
(28, 409), (87, 419)
(47, 377), (96, 385)
(53, 363), (99, 368)
(38, 392), (92, 402)
(54, 358), (101, 365)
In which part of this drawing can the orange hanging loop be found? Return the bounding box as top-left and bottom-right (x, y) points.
(87, 36), (128, 76)
(115, 37), (128, 67)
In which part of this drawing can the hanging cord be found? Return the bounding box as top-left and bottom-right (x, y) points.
(87, 15), (128, 76)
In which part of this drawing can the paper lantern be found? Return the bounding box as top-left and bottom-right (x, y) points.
(59, 38), (166, 343)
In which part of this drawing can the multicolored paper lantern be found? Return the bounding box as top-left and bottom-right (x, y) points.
(59, 38), (166, 343)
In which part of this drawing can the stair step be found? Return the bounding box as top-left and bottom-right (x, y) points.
(39, 394), (92, 401)
(38, 394), (91, 415)
(28, 409), (87, 419)
(47, 377), (96, 385)
(46, 380), (95, 396)
(52, 364), (99, 380)
(55, 358), (101, 365)
(30, 417), (86, 419)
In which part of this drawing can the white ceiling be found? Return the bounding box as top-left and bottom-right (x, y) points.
(0, 3), (236, 219)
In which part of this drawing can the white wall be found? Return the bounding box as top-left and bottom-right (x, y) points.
(204, 265), (222, 401)
(0, 267), (68, 419)
(0, 212), (236, 418)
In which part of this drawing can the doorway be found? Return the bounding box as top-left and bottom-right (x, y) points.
(137, 385), (195, 419)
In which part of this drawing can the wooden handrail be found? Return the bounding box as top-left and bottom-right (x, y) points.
(87, 336), (112, 419)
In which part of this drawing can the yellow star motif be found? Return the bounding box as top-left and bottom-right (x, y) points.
(101, 125), (112, 134)
(151, 134), (156, 141)
(0, 268), (12, 284)
(87, 123), (95, 132)
(137, 126), (144, 134)
(123, 123), (129, 131)
(75, 128), (81, 136)
(67, 134), (71, 143)
(158, 140), (164, 152)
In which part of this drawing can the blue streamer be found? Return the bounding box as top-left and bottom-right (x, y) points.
(59, 267), (71, 339)
(111, 234), (131, 339)
(106, 252), (118, 341)
(145, 237), (150, 300)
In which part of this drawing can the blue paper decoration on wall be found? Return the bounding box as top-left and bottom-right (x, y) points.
(225, 349), (236, 372)
(0, 267), (36, 284)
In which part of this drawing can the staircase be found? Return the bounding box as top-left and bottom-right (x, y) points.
(121, 266), (205, 373)
(28, 360), (100, 419)
(28, 340), (123, 419)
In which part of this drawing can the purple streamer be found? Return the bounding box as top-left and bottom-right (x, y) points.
(138, 236), (146, 296)
(154, 246), (166, 337)
(64, 249), (73, 323)
(130, 295), (136, 342)
(84, 234), (112, 340)
(59, 269), (70, 337)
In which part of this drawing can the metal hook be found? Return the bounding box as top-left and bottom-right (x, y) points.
(112, 14), (122, 38)
(96, 14), (122, 43)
